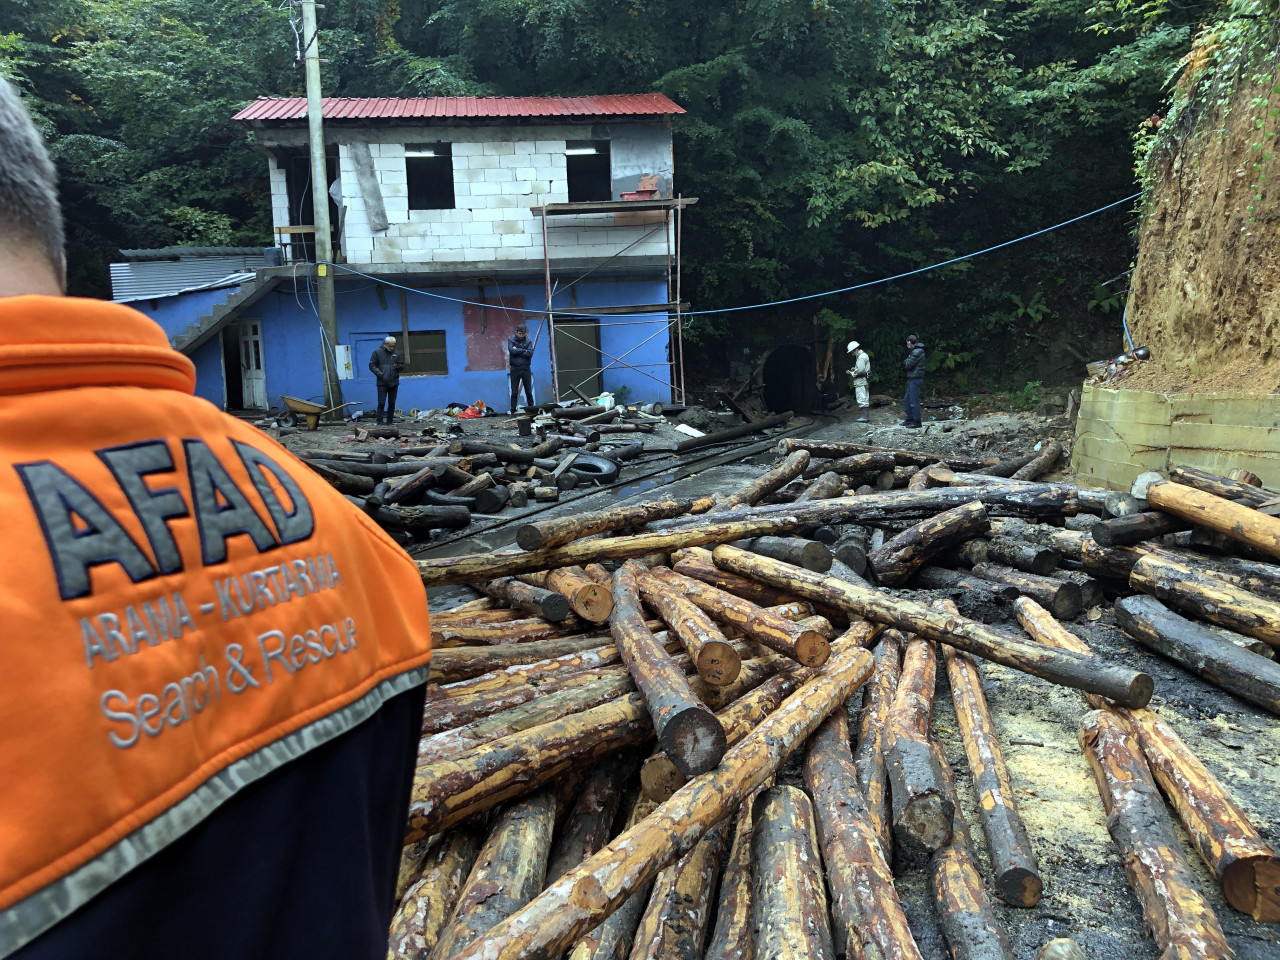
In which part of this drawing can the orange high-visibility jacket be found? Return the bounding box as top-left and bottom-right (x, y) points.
(0, 296), (431, 954)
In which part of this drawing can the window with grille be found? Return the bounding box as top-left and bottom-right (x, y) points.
(404, 330), (447, 375)
(406, 143), (455, 210)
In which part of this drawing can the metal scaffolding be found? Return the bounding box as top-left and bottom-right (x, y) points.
(533, 197), (697, 404)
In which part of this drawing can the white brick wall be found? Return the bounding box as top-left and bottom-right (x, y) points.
(265, 125), (673, 267)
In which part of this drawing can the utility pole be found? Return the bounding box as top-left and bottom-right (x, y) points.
(299, 0), (343, 410)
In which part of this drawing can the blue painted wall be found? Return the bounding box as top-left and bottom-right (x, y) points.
(215, 276), (670, 414)
(129, 288), (234, 342)
(148, 275), (672, 412)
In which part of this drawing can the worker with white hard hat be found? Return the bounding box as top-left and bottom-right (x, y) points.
(846, 340), (871, 422)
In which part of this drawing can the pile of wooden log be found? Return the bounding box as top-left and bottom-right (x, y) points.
(393, 445), (1280, 960)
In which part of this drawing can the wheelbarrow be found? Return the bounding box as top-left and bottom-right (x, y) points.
(279, 395), (356, 430)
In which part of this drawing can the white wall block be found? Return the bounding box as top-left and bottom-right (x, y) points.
(452, 142), (482, 156)
(483, 167), (515, 183)
(380, 143), (405, 158)
(500, 233), (533, 247)
(433, 249), (466, 262)
(402, 250), (434, 262)
(468, 155), (500, 170)
(500, 181), (531, 195)
(483, 141), (516, 155)
(470, 182), (501, 196)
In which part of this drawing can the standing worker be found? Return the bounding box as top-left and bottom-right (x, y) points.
(846, 340), (871, 422)
(0, 80), (431, 960)
(902, 333), (926, 429)
(507, 323), (535, 414)
(368, 334), (403, 425)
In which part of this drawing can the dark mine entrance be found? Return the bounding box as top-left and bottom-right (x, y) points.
(762, 344), (816, 413)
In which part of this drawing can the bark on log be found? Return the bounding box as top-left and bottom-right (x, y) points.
(943, 638), (1043, 907)
(420, 672), (637, 766)
(869, 500), (991, 587)
(1011, 442), (1063, 482)
(1018, 595), (1280, 923)
(969, 562), (1084, 619)
(975, 452), (1040, 478)
(711, 545), (1153, 707)
(545, 753), (634, 886)
(432, 614), (589, 647)
(447, 641), (876, 960)
(930, 756), (1016, 960)
(388, 823), (486, 960)
(723, 451), (812, 509)
(305, 459), (376, 495)
(908, 462), (952, 491)
(1168, 465), (1274, 509)
(1115, 594), (1280, 714)
(854, 630), (904, 862)
(985, 536), (1061, 574)
(1130, 551), (1280, 647)
(1128, 709), (1280, 923)
(517, 498), (702, 552)
(736, 534), (833, 572)
(1146, 478), (1280, 561)
(884, 635), (954, 860)
(449, 438), (564, 464)
(419, 515), (828, 587)
(910, 565), (1022, 602)
(647, 483), (1077, 535)
(636, 568), (741, 686)
(481, 576), (572, 621)
(797, 471), (845, 501)
(832, 528), (869, 574)
(804, 708), (923, 960)
(405, 693), (653, 844)
(803, 450), (897, 480)
(565, 793), (658, 960)
(674, 411), (794, 452)
(628, 820), (729, 960)
(475, 485), (513, 514)
(429, 636), (619, 683)
(671, 550), (800, 607)
(750, 785), (835, 960)
(519, 567), (615, 623)
(612, 565), (727, 778)
(422, 667), (624, 736)
(777, 439), (998, 472)
(704, 787), (762, 960)
(349, 498), (471, 533)
(432, 788), (559, 959)
(1228, 468), (1264, 487)
(1091, 511), (1187, 547)
(640, 669), (808, 802)
(647, 565), (830, 666)
(691, 655), (782, 712)
(455, 471), (496, 498)
(1078, 710), (1235, 960)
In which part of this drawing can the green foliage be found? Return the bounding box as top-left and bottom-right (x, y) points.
(1012, 379), (1045, 411)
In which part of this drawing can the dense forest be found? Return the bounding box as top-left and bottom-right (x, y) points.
(3, 0), (1274, 389)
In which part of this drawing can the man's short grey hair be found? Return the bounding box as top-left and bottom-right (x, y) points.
(0, 80), (64, 272)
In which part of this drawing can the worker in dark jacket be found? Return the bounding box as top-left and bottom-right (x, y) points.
(0, 79), (432, 960)
(902, 334), (926, 428)
(368, 335), (403, 424)
(507, 324), (535, 414)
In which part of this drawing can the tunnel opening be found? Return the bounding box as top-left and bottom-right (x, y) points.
(762, 344), (817, 414)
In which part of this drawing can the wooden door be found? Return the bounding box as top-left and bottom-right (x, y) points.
(239, 320), (267, 410)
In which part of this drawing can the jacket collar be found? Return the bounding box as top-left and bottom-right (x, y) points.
(0, 296), (196, 396)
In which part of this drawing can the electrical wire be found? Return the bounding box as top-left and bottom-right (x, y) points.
(306, 191), (1143, 322)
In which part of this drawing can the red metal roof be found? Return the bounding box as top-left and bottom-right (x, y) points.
(233, 94), (684, 122)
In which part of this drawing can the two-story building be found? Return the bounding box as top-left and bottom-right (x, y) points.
(120, 94), (692, 415)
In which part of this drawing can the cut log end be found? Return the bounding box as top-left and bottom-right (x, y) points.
(538, 593), (573, 622)
(898, 792), (956, 855)
(997, 866), (1045, 908)
(799, 540), (834, 571)
(661, 706), (729, 779)
(574, 583), (614, 623)
(516, 525), (547, 551)
(1125, 672), (1156, 710)
(1222, 853), (1280, 923)
(696, 641), (743, 686)
(795, 630), (832, 667)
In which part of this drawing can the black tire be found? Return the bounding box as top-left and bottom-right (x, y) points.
(281, 411), (300, 428)
(568, 452), (621, 485)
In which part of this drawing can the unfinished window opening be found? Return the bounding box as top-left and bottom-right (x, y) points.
(406, 143), (455, 210)
(403, 330), (448, 375)
(566, 141), (612, 203)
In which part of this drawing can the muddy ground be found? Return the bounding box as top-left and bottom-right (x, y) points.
(276, 400), (1280, 958)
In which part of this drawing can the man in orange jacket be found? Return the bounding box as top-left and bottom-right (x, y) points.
(0, 81), (432, 958)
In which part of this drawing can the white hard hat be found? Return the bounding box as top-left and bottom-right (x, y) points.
(847, 340), (860, 352)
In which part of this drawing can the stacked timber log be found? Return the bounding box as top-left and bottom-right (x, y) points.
(391, 452), (1280, 960)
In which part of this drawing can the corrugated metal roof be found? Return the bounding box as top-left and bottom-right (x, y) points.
(110, 255), (266, 302)
(233, 94), (684, 123)
(120, 247), (269, 260)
